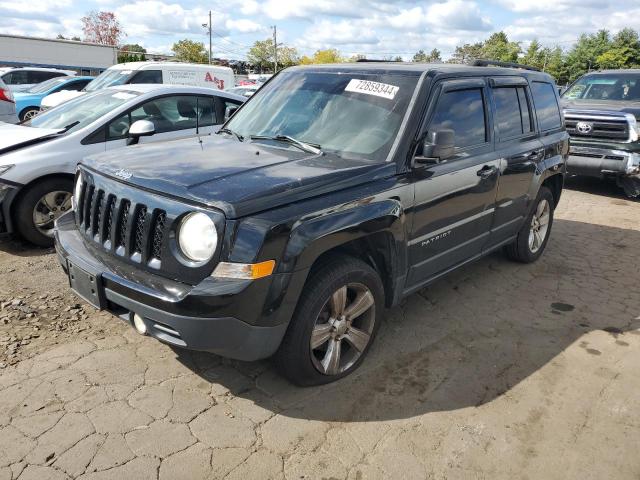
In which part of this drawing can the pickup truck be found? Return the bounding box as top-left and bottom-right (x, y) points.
(55, 61), (568, 385)
(562, 69), (640, 197)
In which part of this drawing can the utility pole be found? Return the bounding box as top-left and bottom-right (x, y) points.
(202, 12), (212, 64)
(272, 25), (278, 73)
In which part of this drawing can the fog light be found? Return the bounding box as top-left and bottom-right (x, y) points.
(133, 314), (147, 334)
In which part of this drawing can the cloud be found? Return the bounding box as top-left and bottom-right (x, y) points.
(225, 18), (264, 34)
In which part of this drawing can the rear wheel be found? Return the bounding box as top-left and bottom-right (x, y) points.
(14, 177), (73, 247)
(504, 186), (554, 263)
(275, 255), (384, 386)
(19, 107), (40, 122)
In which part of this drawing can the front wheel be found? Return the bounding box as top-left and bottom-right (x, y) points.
(19, 107), (40, 122)
(14, 177), (73, 247)
(275, 255), (384, 386)
(504, 186), (555, 263)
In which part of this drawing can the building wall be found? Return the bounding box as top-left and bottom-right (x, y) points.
(0, 35), (117, 75)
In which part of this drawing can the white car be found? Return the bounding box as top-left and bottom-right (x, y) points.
(0, 67), (75, 92)
(227, 85), (259, 98)
(0, 84), (245, 246)
(41, 61), (235, 110)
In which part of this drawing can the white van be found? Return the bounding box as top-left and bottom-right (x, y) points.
(41, 62), (235, 109)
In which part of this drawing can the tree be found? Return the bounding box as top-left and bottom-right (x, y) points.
(300, 49), (343, 65)
(119, 44), (147, 63)
(247, 39), (276, 72)
(81, 11), (124, 46)
(596, 28), (640, 69)
(449, 42), (483, 63)
(425, 48), (442, 62)
(481, 32), (521, 62)
(277, 46), (300, 68)
(171, 39), (208, 64)
(564, 30), (611, 82)
(413, 50), (428, 62)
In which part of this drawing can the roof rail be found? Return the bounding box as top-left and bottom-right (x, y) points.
(470, 59), (540, 72)
(356, 59), (401, 63)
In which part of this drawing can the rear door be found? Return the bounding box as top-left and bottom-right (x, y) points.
(487, 77), (544, 246)
(406, 78), (500, 290)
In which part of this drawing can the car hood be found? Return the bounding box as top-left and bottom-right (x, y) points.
(82, 135), (394, 218)
(41, 90), (84, 108)
(562, 99), (640, 119)
(0, 123), (62, 155)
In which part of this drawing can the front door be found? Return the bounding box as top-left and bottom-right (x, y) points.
(104, 95), (220, 151)
(406, 78), (499, 291)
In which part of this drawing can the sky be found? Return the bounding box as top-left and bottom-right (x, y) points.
(0, 0), (639, 60)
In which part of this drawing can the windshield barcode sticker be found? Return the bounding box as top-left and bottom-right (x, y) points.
(345, 79), (399, 100)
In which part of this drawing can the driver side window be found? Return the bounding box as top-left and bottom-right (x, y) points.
(107, 112), (131, 141)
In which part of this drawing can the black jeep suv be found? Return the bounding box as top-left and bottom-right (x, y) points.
(55, 62), (568, 385)
(562, 69), (640, 197)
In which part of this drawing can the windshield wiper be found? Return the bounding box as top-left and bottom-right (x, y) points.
(60, 121), (80, 133)
(250, 135), (322, 155)
(217, 127), (244, 142)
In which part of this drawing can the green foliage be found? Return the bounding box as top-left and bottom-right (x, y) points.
(300, 49), (344, 65)
(482, 32), (521, 62)
(444, 28), (640, 85)
(413, 49), (442, 63)
(118, 44), (147, 63)
(171, 39), (208, 64)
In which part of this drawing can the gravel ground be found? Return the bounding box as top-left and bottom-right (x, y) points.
(0, 177), (639, 480)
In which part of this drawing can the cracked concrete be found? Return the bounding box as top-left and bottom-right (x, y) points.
(1, 178), (640, 479)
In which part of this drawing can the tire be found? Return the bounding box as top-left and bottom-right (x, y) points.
(504, 186), (555, 263)
(275, 254), (384, 386)
(14, 177), (73, 247)
(19, 107), (40, 122)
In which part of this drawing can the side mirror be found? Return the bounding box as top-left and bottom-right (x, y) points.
(415, 129), (455, 165)
(127, 120), (155, 146)
(224, 105), (239, 121)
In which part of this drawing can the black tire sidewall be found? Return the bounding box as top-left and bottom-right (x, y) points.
(14, 177), (73, 247)
(276, 256), (384, 386)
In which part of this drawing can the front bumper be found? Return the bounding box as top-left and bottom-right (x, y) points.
(54, 212), (289, 361)
(0, 181), (20, 235)
(567, 145), (640, 178)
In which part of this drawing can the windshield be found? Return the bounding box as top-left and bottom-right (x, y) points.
(85, 69), (133, 92)
(226, 70), (420, 162)
(26, 89), (142, 133)
(562, 73), (640, 101)
(27, 77), (67, 94)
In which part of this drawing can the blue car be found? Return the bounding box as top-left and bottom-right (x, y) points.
(14, 76), (94, 122)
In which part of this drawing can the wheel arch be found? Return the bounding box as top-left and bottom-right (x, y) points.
(281, 198), (409, 309)
(8, 172), (75, 231)
(18, 106), (40, 120)
(541, 171), (564, 208)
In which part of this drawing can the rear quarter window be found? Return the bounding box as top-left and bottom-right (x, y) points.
(531, 81), (561, 131)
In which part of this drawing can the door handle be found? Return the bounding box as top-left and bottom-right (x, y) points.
(477, 165), (498, 179)
(527, 149), (544, 159)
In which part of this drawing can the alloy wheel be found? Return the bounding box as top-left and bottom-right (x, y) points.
(310, 282), (376, 376)
(32, 191), (72, 237)
(529, 198), (550, 253)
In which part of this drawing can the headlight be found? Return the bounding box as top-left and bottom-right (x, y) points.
(178, 212), (217, 262)
(72, 173), (83, 210)
(0, 165), (14, 176)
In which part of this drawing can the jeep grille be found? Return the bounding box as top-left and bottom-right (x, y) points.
(73, 169), (223, 285)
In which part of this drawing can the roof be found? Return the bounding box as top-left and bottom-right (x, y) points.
(581, 69), (640, 75)
(106, 84), (245, 101)
(0, 33), (116, 50)
(110, 61), (233, 71)
(289, 62), (554, 80)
